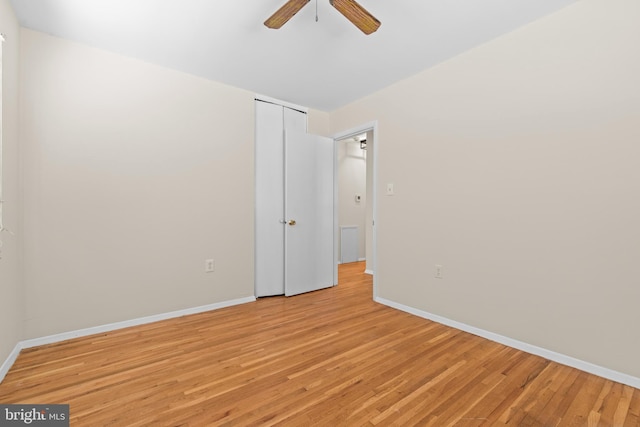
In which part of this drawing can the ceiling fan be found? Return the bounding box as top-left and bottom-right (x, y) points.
(264, 0), (381, 35)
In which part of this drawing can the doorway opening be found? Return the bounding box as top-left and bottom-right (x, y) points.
(333, 122), (378, 299)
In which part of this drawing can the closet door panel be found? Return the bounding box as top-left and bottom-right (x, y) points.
(284, 106), (307, 133)
(255, 102), (307, 297)
(255, 101), (285, 297)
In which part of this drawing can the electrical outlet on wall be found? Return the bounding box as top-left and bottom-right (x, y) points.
(205, 259), (215, 273)
(435, 264), (443, 279)
(386, 183), (394, 196)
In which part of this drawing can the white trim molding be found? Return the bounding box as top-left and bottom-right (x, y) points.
(0, 343), (21, 383)
(0, 296), (256, 383)
(22, 296), (256, 349)
(375, 297), (640, 390)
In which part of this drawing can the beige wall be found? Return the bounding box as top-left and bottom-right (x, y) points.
(19, 29), (257, 338)
(308, 109), (330, 137)
(0, 0), (22, 365)
(18, 29), (330, 339)
(331, 0), (640, 378)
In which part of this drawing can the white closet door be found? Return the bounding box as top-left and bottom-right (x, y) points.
(284, 106), (307, 133)
(255, 101), (307, 297)
(284, 130), (335, 296)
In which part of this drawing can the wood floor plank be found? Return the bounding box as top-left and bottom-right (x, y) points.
(624, 389), (640, 427)
(0, 261), (638, 426)
(560, 374), (607, 427)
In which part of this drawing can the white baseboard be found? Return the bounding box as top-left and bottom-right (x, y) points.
(22, 296), (256, 349)
(375, 297), (640, 390)
(0, 296), (256, 383)
(338, 260), (367, 265)
(364, 269), (374, 275)
(0, 343), (22, 383)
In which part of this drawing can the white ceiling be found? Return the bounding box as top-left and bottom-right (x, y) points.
(10, 0), (578, 111)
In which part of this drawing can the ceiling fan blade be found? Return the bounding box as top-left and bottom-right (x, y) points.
(264, 0), (311, 29)
(330, 0), (381, 35)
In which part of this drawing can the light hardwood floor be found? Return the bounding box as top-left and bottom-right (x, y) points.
(1, 262), (638, 426)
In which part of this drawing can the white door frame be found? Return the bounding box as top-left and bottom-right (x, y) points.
(332, 121), (378, 299)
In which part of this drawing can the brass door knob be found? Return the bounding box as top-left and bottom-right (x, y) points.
(288, 220), (297, 226)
